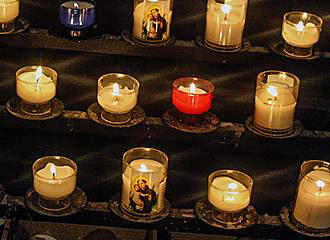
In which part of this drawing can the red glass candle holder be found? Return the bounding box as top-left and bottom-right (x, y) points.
(172, 77), (214, 115)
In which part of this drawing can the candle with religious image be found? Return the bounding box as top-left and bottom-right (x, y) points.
(204, 0), (248, 51)
(121, 147), (168, 216)
(133, 0), (173, 43)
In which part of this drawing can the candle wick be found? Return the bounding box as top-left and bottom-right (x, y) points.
(224, 14), (227, 21)
(52, 173), (55, 180)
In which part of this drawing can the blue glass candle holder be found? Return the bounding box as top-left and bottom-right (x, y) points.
(58, 0), (96, 38)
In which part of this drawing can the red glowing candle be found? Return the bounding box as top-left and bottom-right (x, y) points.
(172, 77), (214, 115)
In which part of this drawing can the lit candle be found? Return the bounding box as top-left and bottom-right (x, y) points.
(0, 0), (19, 24)
(172, 78), (214, 115)
(204, 0), (247, 49)
(16, 66), (56, 104)
(59, 1), (96, 30)
(98, 82), (138, 114)
(34, 162), (76, 199)
(293, 168), (330, 229)
(132, 0), (172, 42)
(208, 176), (250, 212)
(122, 159), (167, 214)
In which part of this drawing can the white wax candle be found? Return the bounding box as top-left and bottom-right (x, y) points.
(122, 159), (166, 213)
(17, 70), (56, 104)
(178, 84), (207, 94)
(34, 162), (76, 199)
(98, 83), (138, 114)
(282, 21), (319, 48)
(133, 1), (172, 40)
(293, 168), (330, 229)
(205, 0), (246, 47)
(208, 176), (250, 212)
(0, 0), (19, 23)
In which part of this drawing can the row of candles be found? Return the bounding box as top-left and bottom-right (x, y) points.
(31, 150), (330, 232)
(13, 65), (300, 138)
(0, 0), (324, 58)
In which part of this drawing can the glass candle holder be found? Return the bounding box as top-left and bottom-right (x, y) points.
(252, 70), (300, 137)
(121, 147), (168, 217)
(16, 66), (57, 115)
(172, 77), (214, 115)
(97, 73), (140, 124)
(282, 11), (323, 58)
(59, 0), (96, 36)
(0, 0), (19, 34)
(132, 0), (173, 44)
(33, 156), (77, 211)
(293, 160), (330, 230)
(204, 0), (248, 51)
(208, 170), (253, 224)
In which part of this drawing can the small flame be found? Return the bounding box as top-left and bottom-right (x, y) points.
(189, 83), (196, 94)
(302, 12), (308, 19)
(113, 83), (120, 96)
(267, 86), (278, 97)
(228, 182), (238, 190)
(296, 21), (305, 32)
(73, 2), (79, 8)
(50, 164), (56, 178)
(139, 164), (148, 172)
(36, 66), (42, 83)
(221, 4), (231, 14)
(316, 180), (325, 189)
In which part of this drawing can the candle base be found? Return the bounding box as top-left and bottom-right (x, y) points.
(87, 103), (145, 128)
(49, 22), (100, 40)
(100, 110), (131, 125)
(0, 20), (15, 34)
(204, 39), (242, 52)
(20, 100), (52, 116)
(284, 42), (313, 58)
(245, 116), (303, 139)
(121, 29), (175, 47)
(162, 108), (220, 134)
(280, 204), (330, 237)
(109, 192), (171, 223)
(195, 198), (257, 229)
(25, 187), (87, 217)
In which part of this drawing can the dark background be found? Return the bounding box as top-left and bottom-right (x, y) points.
(0, 0), (329, 224)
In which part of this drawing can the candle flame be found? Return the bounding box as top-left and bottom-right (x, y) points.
(189, 83), (196, 94)
(221, 4), (231, 14)
(228, 182), (238, 190)
(296, 21), (305, 32)
(50, 163), (56, 178)
(316, 180), (325, 189)
(113, 83), (120, 96)
(302, 12), (308, 19)
(74, 2), (79, 8)
(267, 86), (278, 97)
(36, 66), (42, 83)
(139, 164), (148, 172)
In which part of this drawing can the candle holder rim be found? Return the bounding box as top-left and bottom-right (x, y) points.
(98, 73), (140, 90)
(173, 77), (215, 95)
(16, 65), (58, 84)
(33, 156), (77, 180)
(123, 147), (168, 169)
(283, 11), (323, 29)
(212, 0), (248, 7)
(60, 0), (96, 8)
(208, 169), (253, 192)
(300, 159), (330, 183)
(257, 70), (300, 89)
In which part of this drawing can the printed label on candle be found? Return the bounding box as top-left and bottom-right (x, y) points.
(133, 1), (172, 41)
(122, 159), (166, 215)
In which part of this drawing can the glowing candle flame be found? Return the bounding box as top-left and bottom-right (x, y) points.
(221, 4), (231, 14)
(36, 66), (42, 83)
(74, 2), (79, 8)
(189, 83), (196, 94)
(113, 83), (120, 96)
(296, 21), (305, 32)
(228, 182), (238, 190)
(50, 163), (56, 178)
(139, 164), (148, 172)
(316, 180), (325, 189)
(267, 86), (278, 97)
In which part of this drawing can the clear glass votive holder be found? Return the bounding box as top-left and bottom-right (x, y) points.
(293, 160), (330, 230)
(33, 156), (77, 211)
(0, 0), (20, 34)
(208, 169), (253, 224)
(121, 147), (168, 217)
(132, 0), (174, 44)
(282, 11), (323, 58)
(252, 70), (300, 137)
(97, 73), (140, 124)
(16, 66), (57, 115)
